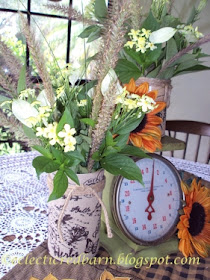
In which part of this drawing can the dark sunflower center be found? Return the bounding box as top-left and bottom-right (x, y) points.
(188, 202), (205, 236)
(132, 115), (147, 133)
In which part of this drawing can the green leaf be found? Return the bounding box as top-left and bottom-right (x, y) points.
(145, 44), (162, 67)
(114, 114), (145, 135)
(120, 145), (150, 158)
(64, 168), (79, 185)
(147, 65), (161, 78)
(80, 118), (96, 128)
(175, 60), (199, 73)
(95, 0), (107, 21)
(174, 64), (210, 76)
(115, 59), (141, 83)
(66, 150), (85, 163)
(32, 156), (60, 178)
(158, 66), (175, 79)
(0, 95), (11, 104)
(105, 131), (115, 147)
(56, 108), (74, 133)
(171, 54), (196, 66)
(80, 134), (91, 145)
(114, 133), (129, 149)
(78, 25), (100, 38)
(17, 63), (26, 94)
(166, 38), (178, 61)
(51, 147), (65, 163)
(187, 6), (197, 24)
(102, 146), (120, 157)
(33, 145), (52, 159)
(141, 11), (160, 31)
(100, 154), (143, 184)
(48, 170), (68, 201)
(87, 28), (101, 43)
(124, 47), (144, 65)
(162, 15), (180, 28)
(79, 80), (97, 96)
(23, 125), (37, 139)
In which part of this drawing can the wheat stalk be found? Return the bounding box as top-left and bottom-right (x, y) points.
(19, 13), (55, 107)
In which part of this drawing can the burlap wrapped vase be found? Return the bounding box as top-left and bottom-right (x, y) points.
(47, 169), (112, 263)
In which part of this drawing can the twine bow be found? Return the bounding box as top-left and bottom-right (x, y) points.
(47, 176), (113, 243)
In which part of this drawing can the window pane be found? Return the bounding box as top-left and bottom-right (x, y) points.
(30, 15), (68, 71)
(0, 0), (27, 10)
(31, 0), (70, 16)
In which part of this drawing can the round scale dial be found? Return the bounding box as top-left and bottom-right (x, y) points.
(112, 154), (182, 245)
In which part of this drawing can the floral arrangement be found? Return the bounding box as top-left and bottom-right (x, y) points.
(0, 3), (162, 202)
(78, 0), (210, 83)
(0, 0), (209, 259)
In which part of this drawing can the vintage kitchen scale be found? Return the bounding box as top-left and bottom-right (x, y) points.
(100, 154), (183, 267)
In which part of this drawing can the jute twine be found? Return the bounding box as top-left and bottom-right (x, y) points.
(47, 175), (113, 244)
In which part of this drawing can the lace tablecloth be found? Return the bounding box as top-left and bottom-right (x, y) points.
(0, 152), (209, 278)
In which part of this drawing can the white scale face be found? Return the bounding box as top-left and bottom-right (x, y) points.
(113, 155), (182, 245)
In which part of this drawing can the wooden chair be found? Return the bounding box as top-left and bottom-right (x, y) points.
(162, 121), (210, 164)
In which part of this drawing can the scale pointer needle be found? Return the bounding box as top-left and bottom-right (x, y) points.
(145, 160), (155, 220)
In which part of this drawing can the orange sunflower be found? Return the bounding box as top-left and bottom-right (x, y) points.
(177, 179), (210, 258)
(124, 78), (166, 153)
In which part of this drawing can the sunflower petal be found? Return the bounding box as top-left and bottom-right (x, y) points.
(124, 78), (136, 93)
(135, 82), (149, 96)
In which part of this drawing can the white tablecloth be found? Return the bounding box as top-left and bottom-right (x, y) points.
(0, 152), (209, 278)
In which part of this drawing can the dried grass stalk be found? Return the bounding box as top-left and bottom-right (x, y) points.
(91, 0), (131, 124)
(88, 82), (117, 171)
(45, 4), (97, 25)
(0, 35), (22, 85)
(0, 109), (40, 146)
(130, 0), (142, 30)
(0, 70), (17, 97)
(19, 13), (55, 107)
(0, 36), (32, 89)
(88, 0), (132, 171)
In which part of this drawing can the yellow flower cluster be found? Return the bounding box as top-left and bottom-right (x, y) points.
(116, 87), (156, 113)
(19, 88), (36, 99)
(36, 123), (76, 152)
(25, 106), (52, 127)
(177, 24), (203, 42)
(125, 28), (157, 53)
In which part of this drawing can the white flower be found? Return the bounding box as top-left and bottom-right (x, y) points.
(37, 90), (51, 107)
(19, 88), (35, 99)
(12, 99), (39, 128)
(149, 27), (177, 44)
(77, 99), (87, 107)
(64, 141), (76, 152)
(141, 28), (151, 38)
(137, 95), (156, 112)
(146, 42), (157, 51)
(124, 41), (135, 48)
(45, 122), (58, 139)
(36, 127), (47, 137)
(58, 124), (76, 144)
(25, 117), (38, 127)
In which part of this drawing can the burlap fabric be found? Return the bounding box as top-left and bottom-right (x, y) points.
(1, 241), (209, 280)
